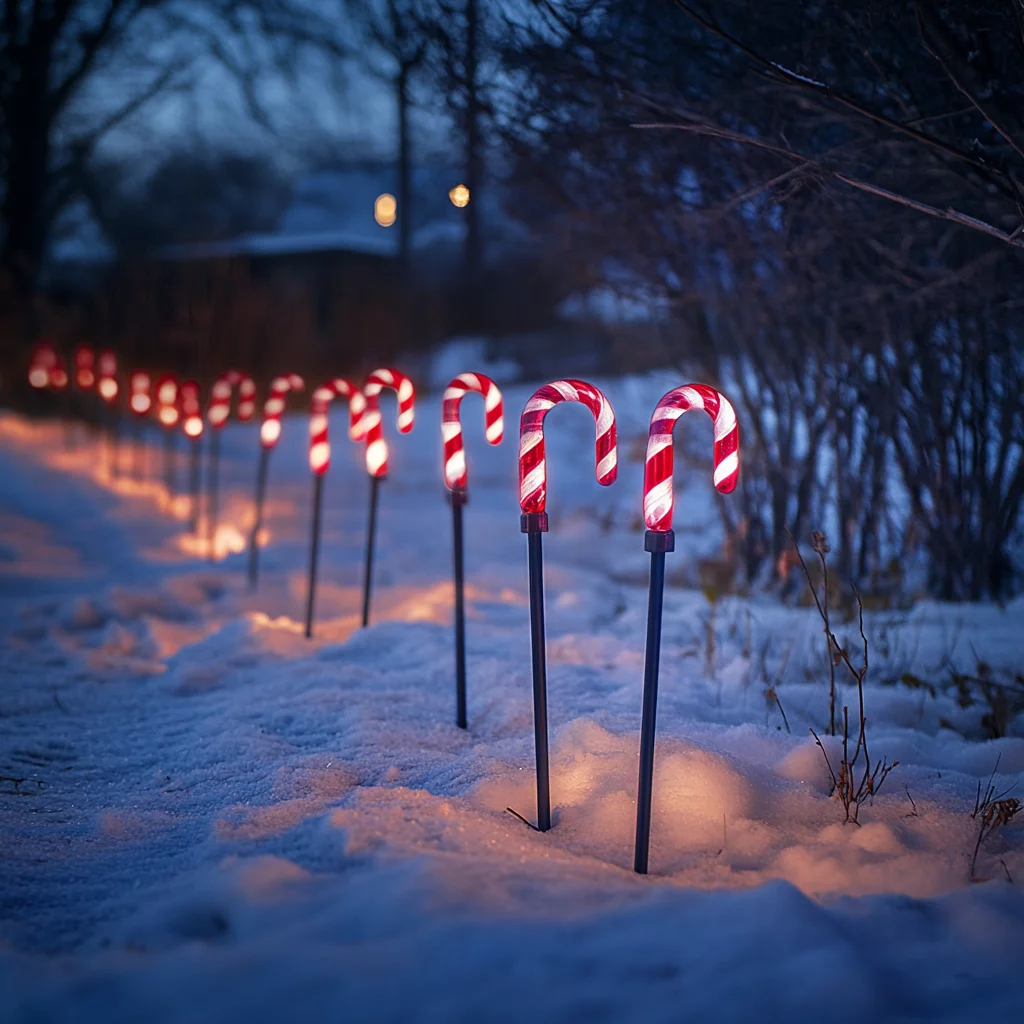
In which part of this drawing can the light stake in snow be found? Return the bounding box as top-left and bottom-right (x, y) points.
(155, 374), (180, 494)
(97, 350), (120, 475)
(205, 371), (256, 560)
(519, 380), (617, 831)
(633, 384), (739, 875)
(247, 374), (304, 588)
(304, 379), (364, 638)
(359, 368), (415, 628)
(128, 371), (152, 480)
(442, 372), (503, 728)
(180, 380), (204, 534)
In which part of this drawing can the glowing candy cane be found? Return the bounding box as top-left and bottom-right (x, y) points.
(442, 372), (504, 728)
(208, 370), (256, 428)
(259, 373), (304, 449)
(74, 346), (95, 390)
(519, 379), (617, 515)
(442, 372), (503, 491)
(129, 371), (152, 415)
(97, 350), (119, 404)
(304, 377), (364, 637)
(361, 368), (415, 478)
(517, 379), (617, 832)
(643, 384), (739, 532)
(155, 375), (180, 428)
(180, 381), (203, 438)
(633, 383), (740, 876)
(28, 342), (59, 389)
(308, 378), (363, 475)
(358, 368), (415, 627)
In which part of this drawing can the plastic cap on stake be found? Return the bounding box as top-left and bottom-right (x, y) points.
(519, 379), (617, 516)
(361, 368), (415, 478)
(442, 372), (503, 491)
(643, 384), (739, 533)
(259, 374), (305, 449)
(308, 378), (362, 475)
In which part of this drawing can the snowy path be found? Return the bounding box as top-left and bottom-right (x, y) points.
(1, 388), (1023, 1022)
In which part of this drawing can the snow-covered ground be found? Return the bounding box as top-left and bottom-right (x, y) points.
(1, 371), (1023, 1022)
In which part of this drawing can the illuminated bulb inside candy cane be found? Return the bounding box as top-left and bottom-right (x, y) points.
(308, 379), (362, 475)
(518, 379), (617, 514)
(361, 368), (415, 478)
(28, 341), (58, 388)
(642, 384), (739, 533)
(129, 371), (152, 415)
(442, 372), (504, 491)
(155, 375), (179, 427)
(259, 374), (304, 449)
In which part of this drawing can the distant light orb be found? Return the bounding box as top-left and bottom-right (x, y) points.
(374, 193), (397, 227)
(449, 183), (470, 208)
(98, 378), (118, 401)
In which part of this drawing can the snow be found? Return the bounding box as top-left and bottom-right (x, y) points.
(1, 369), (1023, 1021)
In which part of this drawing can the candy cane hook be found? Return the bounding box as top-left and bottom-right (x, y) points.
(74, 345), (95, 390)
(519, 379), (617, 519)
(643, 384), (739, 533)
(259, 374), (305, 449)
(97, 350), (119, 404)
(208, 370), (257, 428)
(442, 372), (503, 492)
(308, 378), (365, 475)
(361, 367), (415, 478)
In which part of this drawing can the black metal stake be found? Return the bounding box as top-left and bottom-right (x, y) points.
(522, 510), (551, 832)
(206, 429), (221, 561)
(360, 474), (382, 628)
(451, 488), (468, 728)
(188, 436), (202, 535)
(163, 429), (177, 494)
(633, 529), (675, 875)
(132, 418), (143, 481)
(109, 408), (121, 479)
(304, 473), (325, 638)
(247, 447), (271, 589)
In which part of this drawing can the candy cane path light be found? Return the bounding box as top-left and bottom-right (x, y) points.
(643, 384), (739, 533)
(180, 380), (203, 438)
(304, 377), (361, 638)
(519, 378), (617, 516)
(155, 374), (180, 427)
(260, 374), (304, 448)
(633, 383), (740, 876)
(208, 370), (256, 428)
(129, 371), (152, 415)
(442, 372), (503, 491)
(361, 367), (415, 478)
(517, 379), (617, 832)
(442, 372), (504, 728)
(308, 378), (363, 475)
(28, 342), (58, 389)
(359, 368), (415, 628)
(74, 346), (95, 390)
(97, 350), (119, 403)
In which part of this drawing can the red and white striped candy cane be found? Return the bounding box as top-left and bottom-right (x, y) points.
(129, 371), (152, 415)
(260, 374), (305, 449)
(28, 342), (58, 389)
(361, 368), (415, 478)
(74, 346), (95, 390)
(155, 374), (180, 427)
(97, 350), (119, 403)
(643, 384), (739, 533)
(208, 370), (257, 428)
(442, 372), (503, 491)
(308, 378), (363, 475)
(519, 379), (617, 514)
(181, 380), (203, 439)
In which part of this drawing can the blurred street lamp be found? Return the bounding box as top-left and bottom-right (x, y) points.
(374, 193), (397, 227)
(449, 183), (470, 208)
